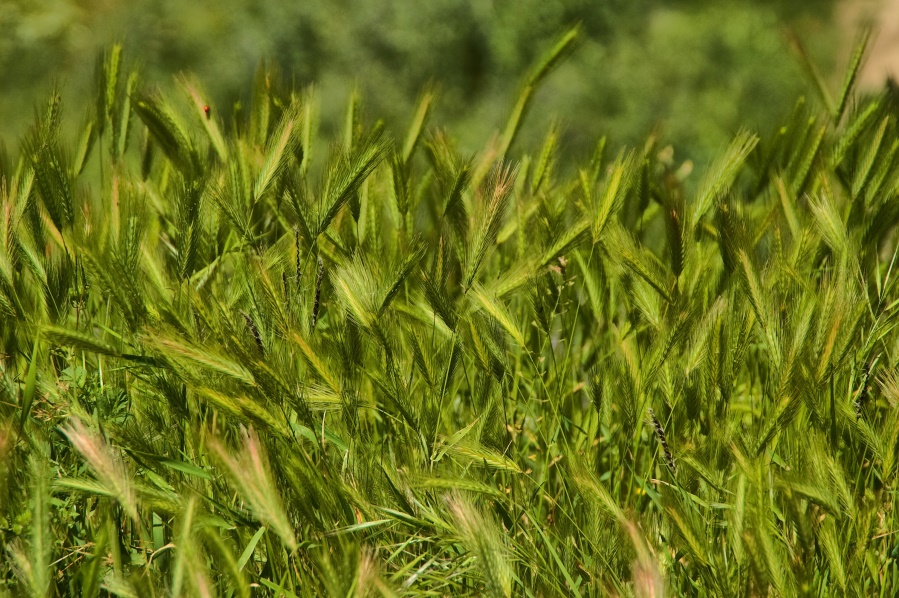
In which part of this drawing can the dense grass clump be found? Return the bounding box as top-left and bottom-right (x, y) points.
(3, 30), (899, 596)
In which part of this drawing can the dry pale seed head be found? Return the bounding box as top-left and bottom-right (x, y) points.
(624, 521), (665, 598)
(208, 426), (297, 552)
(60, 417), (138, 521)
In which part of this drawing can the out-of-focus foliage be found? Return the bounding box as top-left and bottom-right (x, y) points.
(1, 0), (836, 161)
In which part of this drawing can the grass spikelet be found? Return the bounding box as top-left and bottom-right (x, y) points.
(447, 495), (513, 598)
(463, 164), (516, 290)
(809, 191), (850, 257)
(316, 129), (390, 238)
(208, 426), (298, 552)
(835, 28), (872, 123)
(692, 129), (758, 224)
(60, 418), (138, 521)
(592, 150), (635, 244)
(254, 98), (301, 202)
(497, 25), (580, 161)
(133, 90), (198, 174)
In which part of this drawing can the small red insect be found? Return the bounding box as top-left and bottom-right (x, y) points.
(203, 105), (211, 120)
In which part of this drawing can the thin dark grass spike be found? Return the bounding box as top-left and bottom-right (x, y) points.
(242, 311), (264, 353)
(294, 226), (302, 289)
(649, 408), (676, 472)
(311, 256), (324, 332)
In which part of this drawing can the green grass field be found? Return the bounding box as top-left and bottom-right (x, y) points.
(2, 29), (899, 596)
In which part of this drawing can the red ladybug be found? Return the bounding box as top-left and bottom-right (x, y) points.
(203, 105), (211, 120)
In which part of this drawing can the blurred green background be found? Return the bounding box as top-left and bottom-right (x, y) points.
(0, 0), (843, 164)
